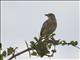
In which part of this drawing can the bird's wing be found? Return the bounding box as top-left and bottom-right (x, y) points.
(40, 20), (48, 36)
(40, 19), (57, 37)
(40, 20), (53, 37)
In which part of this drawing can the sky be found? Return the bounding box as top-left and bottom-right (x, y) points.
(1, 1), (80, 60)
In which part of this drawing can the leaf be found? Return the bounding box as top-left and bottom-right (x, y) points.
(2, 51), (6, 57)
(36, 42), (49, 57)
(0, 54), (3, 60)
(48, 44), (52, 49)
(74, 41), (78, 46)
(49, 33), (55, 38)
(51, 33), (55, 36)
(7, 47), (14, 55)
(61, 40), (67, 46)
(71, 41), (78, 46)
(30, 41), (35, 45)
(31, 51), (37, 56)
(51, 50), (56, 53)
(30, 41), (36, 49)
(34, 37), (39, 42)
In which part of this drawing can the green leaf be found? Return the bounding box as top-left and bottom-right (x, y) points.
(2, 51), (6, 57)
(52, 50), (56, 53)
(61, 41), (67, 46)
(31, 51), (37, 56)
(34, 37), (39, 42)
(30, 41), (35, 45)
(49, 33), (55, 38)
(0, 54), (3, 60)
(7, 47), (14, 55)
(30, 41), (36, 49)
(48, 44), (52, 49)
(74, 41), (78, 45)
(59, 41), (62, 44)
(36, 42), (49, 57)
(71, 41), (78, 46)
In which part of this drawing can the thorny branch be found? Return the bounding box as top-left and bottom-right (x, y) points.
(8, 48), (33, 60)
(8, 34), (79, 60)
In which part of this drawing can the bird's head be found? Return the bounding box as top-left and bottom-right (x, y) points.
(45, 13), (55, 18)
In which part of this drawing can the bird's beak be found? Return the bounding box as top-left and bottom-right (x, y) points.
(45, 14), (48, 16)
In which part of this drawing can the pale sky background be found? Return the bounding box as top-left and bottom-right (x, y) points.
(1, 1), (80, 60)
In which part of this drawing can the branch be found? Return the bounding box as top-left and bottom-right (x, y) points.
(8, 48), (33, 60)
(8, 35), (79, 60)
(75, 46), (80, 49)
(25, 40), (31, 57)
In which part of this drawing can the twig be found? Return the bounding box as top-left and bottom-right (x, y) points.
(12, 47), (18, 59)
(25, 40), (31, 57)
(8, 48), (33, 60)
(75, 46), (80, 49)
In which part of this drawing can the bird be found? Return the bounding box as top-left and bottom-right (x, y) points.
(40, 13), (57, 40)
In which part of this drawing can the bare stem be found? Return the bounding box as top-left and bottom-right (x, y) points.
(25, 40), (31, 57)
(8, 48), (33, 60)
(75, 46), (80, 49)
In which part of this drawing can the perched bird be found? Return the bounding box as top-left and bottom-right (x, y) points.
(40, 13), (57, 39)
